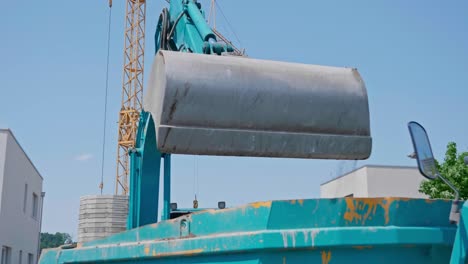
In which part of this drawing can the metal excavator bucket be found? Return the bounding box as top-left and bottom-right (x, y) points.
(144, 50), (372, 160)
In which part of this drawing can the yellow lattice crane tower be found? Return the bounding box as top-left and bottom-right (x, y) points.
(115, 0), (146, 195)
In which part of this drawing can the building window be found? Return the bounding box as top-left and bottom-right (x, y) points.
(1, 246), (11, 264)
(27, 254), (33, 264)
(32, 193), (38, 219)
(18, 251), (22, 264)
(23, 184), (28, 213)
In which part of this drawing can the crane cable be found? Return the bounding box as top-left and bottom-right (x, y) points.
(99, 3), (113, 194)
(214, 0), (242, 48)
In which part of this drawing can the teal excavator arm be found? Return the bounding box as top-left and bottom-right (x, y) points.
(155, 0), (234, 54)
(127, 0), (237, 229)
(128, 0), (372, 229)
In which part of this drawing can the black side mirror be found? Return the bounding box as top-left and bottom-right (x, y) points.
(408, 121), (439, 180)
(407, 121), (461, 224)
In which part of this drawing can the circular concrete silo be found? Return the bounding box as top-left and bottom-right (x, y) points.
(77, 195), (128, 244)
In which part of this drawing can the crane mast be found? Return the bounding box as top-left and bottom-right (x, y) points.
(115, 0), (146, 195)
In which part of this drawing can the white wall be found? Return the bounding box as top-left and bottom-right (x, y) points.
(320, 165), (428, 199)
(0, 132), (7, 211)
(0, 130), (43, 264)
(366, 166), (427, 198)
(320, 167), (369, 198)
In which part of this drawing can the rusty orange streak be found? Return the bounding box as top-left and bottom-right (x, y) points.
(321, 250), (332, 264)
(250, 201), (272, 209)
(343, 198), (402, 225)
(152, 248), (204, 258)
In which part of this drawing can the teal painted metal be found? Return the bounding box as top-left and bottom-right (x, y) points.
(40, 198), (465, 263)
(155, 0), (232, 54)
(450, 202), (468, 263)
(127, 112), (162, 229)
(162, 153), (171, 221)
(185, 0), (215, 42)
(128, 111), (172, 228)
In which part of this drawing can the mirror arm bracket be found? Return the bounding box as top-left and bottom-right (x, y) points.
(437, 173), (461, 224)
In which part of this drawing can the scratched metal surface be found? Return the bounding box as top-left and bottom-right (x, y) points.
(143, 50), (372, 160)
(39, 198), (457, 264)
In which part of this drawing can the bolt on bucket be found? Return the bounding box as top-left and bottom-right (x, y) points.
(144, 50), (372, 160)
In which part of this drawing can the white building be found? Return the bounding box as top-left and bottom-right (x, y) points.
(320, 165), (428, 199)
(0, 129), (44, 264)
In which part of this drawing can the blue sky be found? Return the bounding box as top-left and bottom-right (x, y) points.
(1, 1), (467, 238)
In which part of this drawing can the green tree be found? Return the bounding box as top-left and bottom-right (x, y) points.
(40, 232), (72, 250)
(419, 142), (468, 200)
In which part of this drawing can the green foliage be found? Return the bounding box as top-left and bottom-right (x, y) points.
(419, 142), (468, 200)
(40, 232), (72, 249)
